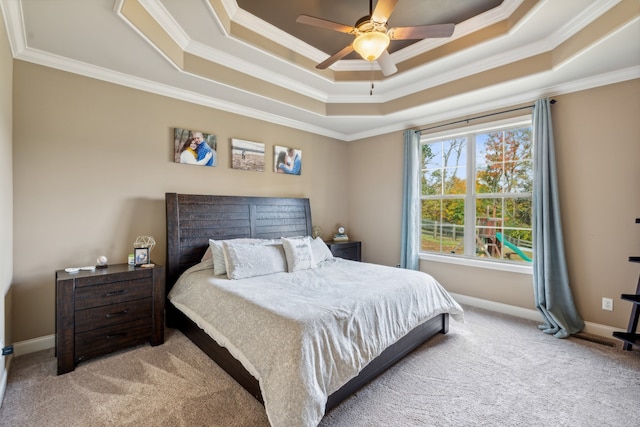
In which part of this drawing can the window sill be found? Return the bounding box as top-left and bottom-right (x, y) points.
(419, 253), (533, 275)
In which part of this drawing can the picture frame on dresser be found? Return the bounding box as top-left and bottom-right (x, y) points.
(134, 247), (149, 266)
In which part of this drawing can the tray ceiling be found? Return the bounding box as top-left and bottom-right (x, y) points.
(2, 0), (639, 140)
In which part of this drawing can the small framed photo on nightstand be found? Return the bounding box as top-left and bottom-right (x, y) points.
(134, 247), (149, 266)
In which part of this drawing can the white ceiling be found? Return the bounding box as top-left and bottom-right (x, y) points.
(2, 0), (639, 141)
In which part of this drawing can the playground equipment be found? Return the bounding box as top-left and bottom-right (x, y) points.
(476, 217), (502, 257)
(476, 217), (532, 262)
(495, 232), (532, 262)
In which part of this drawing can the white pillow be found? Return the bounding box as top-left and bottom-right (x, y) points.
(209, 238), (264, 276)
(310, 236), (333, 263)
(222, 241), (287, 280)
(281, 236), (317, 273)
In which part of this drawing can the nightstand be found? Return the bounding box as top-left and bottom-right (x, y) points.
(325, 240), (361, 261)
(55, 263), (165, 375)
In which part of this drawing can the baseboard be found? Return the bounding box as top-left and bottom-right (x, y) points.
(450, 293), (621, 339)
(13, 334), (55, 357)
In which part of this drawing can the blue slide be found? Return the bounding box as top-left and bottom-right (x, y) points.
(495, 232), (532, 262)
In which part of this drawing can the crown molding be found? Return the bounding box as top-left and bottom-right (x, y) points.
(0, 0), (25, 56)
(340, 65), (640, 141)
(8, 40), (640, 142)
(187, 40), (329, 102)
(138, 0), (190, 48)
(3, 0), (637, 141)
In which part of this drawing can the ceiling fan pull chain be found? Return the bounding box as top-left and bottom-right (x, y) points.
(369, 62), (373, 96)
(370, 64), (374, 96)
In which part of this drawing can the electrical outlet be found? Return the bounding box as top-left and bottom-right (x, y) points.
(602, 297), (613, 311)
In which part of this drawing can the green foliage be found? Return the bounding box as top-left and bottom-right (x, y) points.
(421, 125), (533, 258)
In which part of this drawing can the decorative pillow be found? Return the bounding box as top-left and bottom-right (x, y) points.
(281, 236), (317, 273)
(209, 238), (263, 276)
(222, 241), (287, 280)
(310, 236), (334, 263)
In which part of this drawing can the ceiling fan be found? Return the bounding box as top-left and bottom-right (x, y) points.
(296, 0), (455, 76)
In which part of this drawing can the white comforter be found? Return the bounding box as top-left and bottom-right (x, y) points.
(169, 258), (463, 427)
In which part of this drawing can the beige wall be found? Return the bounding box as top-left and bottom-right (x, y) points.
(349, 79), (640, 330)
(9, 60), (640, 343)
(11, 61), (349, 342)
(1, 8), (13, 372)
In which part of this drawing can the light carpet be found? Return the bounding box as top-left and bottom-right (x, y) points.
(1, 306), (639, 426)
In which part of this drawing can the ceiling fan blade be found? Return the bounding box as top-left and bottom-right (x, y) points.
(316, 44), (355, 69)
(371, 0), (399, 23)
(389, 23), (455, 40)
(377, 50), (397, 76)
(296, 15), (355, 34)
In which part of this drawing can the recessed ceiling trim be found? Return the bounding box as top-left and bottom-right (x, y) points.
(138, 0), (189, 48)
(118, 0), (640, 118)
(226, 2), (328, 63)
(0, 0), (25, 56)
(207, 0), (234, 34)
(556, 0), (622, 38)
(5, 0), (638, 141)
(387, 0), (523, 65)
(552, 1), (639, 70)
(121, 0), (184, 68)
(186, 40), (329, 101)
(348, 65), (640, 142)
(119, 0), (329, 111)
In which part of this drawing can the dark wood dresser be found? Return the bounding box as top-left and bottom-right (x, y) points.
(325, 240), (362, 261)
(55, 263), (164, 374)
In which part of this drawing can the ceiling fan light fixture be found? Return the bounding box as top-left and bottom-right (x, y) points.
(353, 31), (390, 61)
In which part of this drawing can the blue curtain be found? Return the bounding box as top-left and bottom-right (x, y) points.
(401, 130), (420, 270)
(532, 98), (584, 338)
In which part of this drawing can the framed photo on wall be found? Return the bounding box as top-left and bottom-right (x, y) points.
(274, 145), (302, 175)
(231, 138), (265, 172)
(173, 128), (217, 167)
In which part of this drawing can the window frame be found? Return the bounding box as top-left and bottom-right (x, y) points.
(417, 115), (533, 274)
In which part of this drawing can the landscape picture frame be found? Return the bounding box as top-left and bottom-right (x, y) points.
(231, 138), (265, 172)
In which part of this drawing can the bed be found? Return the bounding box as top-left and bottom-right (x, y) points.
(165, 193), (463, 426)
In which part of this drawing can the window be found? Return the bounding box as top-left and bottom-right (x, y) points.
(419, 116), (533, 264)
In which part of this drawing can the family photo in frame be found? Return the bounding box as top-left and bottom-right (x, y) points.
(134, 247), (149, 266)
(174, 128), (217, 167)
(273, 145), (302, 175)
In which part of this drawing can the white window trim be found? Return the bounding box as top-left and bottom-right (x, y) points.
(420, 252), (533, 274)
(418, 114), (533, 273)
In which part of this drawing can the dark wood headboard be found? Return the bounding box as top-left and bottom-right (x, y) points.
(165, 193), (312, 292)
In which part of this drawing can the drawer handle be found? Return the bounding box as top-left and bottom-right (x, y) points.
(105, 309), (128, 318)
(105, 289), (127, 297)
(106, 332), (127, 339)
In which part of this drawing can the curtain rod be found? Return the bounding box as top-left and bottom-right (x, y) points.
(417, 99), (556, 133)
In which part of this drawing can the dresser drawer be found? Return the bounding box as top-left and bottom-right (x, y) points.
(75, 278), (152, 310)
(75, 318), (152, 362)
(75, 298), (152, 333)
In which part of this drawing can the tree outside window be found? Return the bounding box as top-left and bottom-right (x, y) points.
(419, 119), (533, 263)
